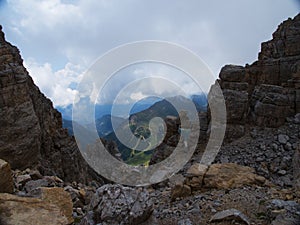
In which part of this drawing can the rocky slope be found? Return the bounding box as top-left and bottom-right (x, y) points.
(0, 13), (300, 225)
(146, 14), (300, 224)
(0, 25), (99, 183)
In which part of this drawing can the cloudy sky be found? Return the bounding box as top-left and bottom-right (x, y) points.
(0, 0), (299, 107)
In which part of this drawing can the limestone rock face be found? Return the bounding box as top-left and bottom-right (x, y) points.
(213, 14), (300, 140)
(0, 26), (97, 183)
(0, 159), (13, 193)
(251, 84), (294, 127)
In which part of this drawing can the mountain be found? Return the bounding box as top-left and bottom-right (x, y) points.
(103, 95), (204, 163)
(87, 115), (126, 137)
(191, 93), (207, 111)
(57, 98), (160, 123)
(63, 115), (125, 138)
(62, 119), (74, 136)
(0, 25), (99, 183)
(129, 95), (203, 123)
(129, 96), (163, 114)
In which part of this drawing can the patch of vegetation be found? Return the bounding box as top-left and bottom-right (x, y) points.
(125, 150), (153, 166)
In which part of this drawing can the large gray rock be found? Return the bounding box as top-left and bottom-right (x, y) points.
(85, 184), (153, 225)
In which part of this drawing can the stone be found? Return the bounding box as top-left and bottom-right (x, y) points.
(271, 216), (300, 225)
(39, 187), (74, 224)
(29, 169), (43, 180)
(185, 164), (208, 190)
(278, 170), (287, 176)
(209, 208), (250, 225)
(293, 143), (300, 194)
(79, 211), (95, 225)
(203, 163), (266, 189)
(177, 218), (193, 225)
(171, 184), (191, 201)
(186, 163), (208, 177)
(270, 199), (300, 225)
(294, 113), (300, 123)
(0, 159), (13, 193)
(271, 199), (299, 209)
(272, 143), (279, 151)
(24, 178), (53, 193)
(0, 192), (71, 225)
(169, 174), (185, 186)
(16, 174), (32, 186)
(87, 184), (153, 224)
(225, 124), (246, 141)
(278, 134), (290, 145)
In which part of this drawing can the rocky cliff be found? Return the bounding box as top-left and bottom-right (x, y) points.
(218, 14), (300, 140)
(0, 25), (99, 183)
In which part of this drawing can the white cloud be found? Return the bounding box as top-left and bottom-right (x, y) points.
(130, 92), (148, 101)
(1, 0), (299, 107)
(24, 59), (82, 106)
(94, 63), (202, 105)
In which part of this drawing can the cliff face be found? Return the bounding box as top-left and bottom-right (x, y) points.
(0, 26), (97, 183)
(218, 14), (300, 140)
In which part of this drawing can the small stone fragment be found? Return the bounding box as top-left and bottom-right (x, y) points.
(209, 208), (250, 225)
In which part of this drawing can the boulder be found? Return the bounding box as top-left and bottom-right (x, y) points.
(39, 187), (74, 224)
(203, 163), (266, 189)
(186, 163), (208, 177)
(0, 188), (73, 225)
(185, 164), (208, 190)
(0, 158), (13, 193)
(86, 184), (153, 225)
